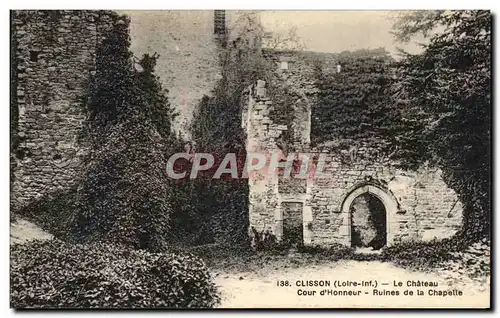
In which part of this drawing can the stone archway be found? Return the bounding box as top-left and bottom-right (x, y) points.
(339, 185), (399, 247)
(350, 193), (386, 249)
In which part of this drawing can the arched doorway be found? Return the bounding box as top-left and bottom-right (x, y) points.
(339, 185), (399, 247)
(350, 193), (386, 249)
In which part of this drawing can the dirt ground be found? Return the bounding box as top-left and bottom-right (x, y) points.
(212, 258), (490, 309)
(10, 218), (53, 244)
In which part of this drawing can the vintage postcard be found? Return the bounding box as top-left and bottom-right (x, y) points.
(10, 9), (491, 309)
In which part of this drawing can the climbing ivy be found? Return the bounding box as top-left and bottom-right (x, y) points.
(20, 15), (182, 251)
(392, 10), (491, 241)
(311, 48), (401, 156)
(185, 13), (269, 247)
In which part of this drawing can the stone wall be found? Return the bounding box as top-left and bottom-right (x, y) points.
(124, 10), (223, 134)
(123, 10), (260, 136)
(304, 154), (463, 247)
(243, 77), (463, 248)
(242, 80), (285, 238)
(10, 10), (125, 209)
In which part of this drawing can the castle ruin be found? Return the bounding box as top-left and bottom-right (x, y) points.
(10, 10), (463, 248)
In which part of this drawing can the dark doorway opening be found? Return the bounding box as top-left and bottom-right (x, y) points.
(350, 193), (387, 250)
(282, 202), (304, 248)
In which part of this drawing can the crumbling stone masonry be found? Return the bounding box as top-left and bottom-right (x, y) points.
(243, 54), (463, 247)
(124, 10), (261, 135)
(10, 10), (125, 209)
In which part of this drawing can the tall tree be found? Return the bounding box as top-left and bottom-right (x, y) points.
(392, 10), (491, 240)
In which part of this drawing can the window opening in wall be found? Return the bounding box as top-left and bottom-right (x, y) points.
(29, 50), (39, 62)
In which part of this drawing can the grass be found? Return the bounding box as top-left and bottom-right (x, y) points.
(180, 242), (383, 274)
(179, 236), (490, 280)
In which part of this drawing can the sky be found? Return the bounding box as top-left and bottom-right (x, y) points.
(259, 11), (424, 57)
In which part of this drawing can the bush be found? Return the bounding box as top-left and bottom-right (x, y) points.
(281, 225), (304, 248)
(296, 243), (354, 260)
(15, 187), (77, 242)
(10, 240), (220, 308)
(249, 226), (278, 251)
(381, 238), (464, 270)
(72, 115), (173, 251)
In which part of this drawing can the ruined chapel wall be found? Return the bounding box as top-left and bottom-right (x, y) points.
(244, 143), (463, 247)
(245, 53), (464, 246)
(306, 156), (463, 247)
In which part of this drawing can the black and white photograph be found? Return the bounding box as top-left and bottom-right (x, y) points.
(8, 7), (491, 309)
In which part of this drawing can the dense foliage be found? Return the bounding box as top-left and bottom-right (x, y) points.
(73, 115), (173, 250)
(18, 16), (182, 250)
(311, 48), (400, 154)
(86, 18), (176, 146)
(176, 13), (269, 247)
(381, 238), (460, 270)
(312, 11), (491, 242)
(11, 240), (220, 308)
(134, 53), (178, 140)
(382, 238), (490, 277)
(392, 10), (491, 240)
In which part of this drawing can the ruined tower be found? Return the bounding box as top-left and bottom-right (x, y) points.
(10, 10), (124, 208)
(10, 10), (253, 208)
(124, 10), (260, 135)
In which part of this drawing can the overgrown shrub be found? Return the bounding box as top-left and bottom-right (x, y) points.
(248, 225), (355, 260)
(250, 226), (278, 251)
(281, 225), (304, 248)
(10, 240), (220, 308)
(15, 16), (185, 251)
(15, 187), (77, 241)
(381, 236), (490, 278)
(380, 238), (464, 270)
(72, 115), (173, 251)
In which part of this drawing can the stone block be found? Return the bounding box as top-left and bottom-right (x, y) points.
(256, 87), (266, 97)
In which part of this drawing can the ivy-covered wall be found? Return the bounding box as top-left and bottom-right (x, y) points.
(245, 49), (464, 247)
(11, 10), (125, 209)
